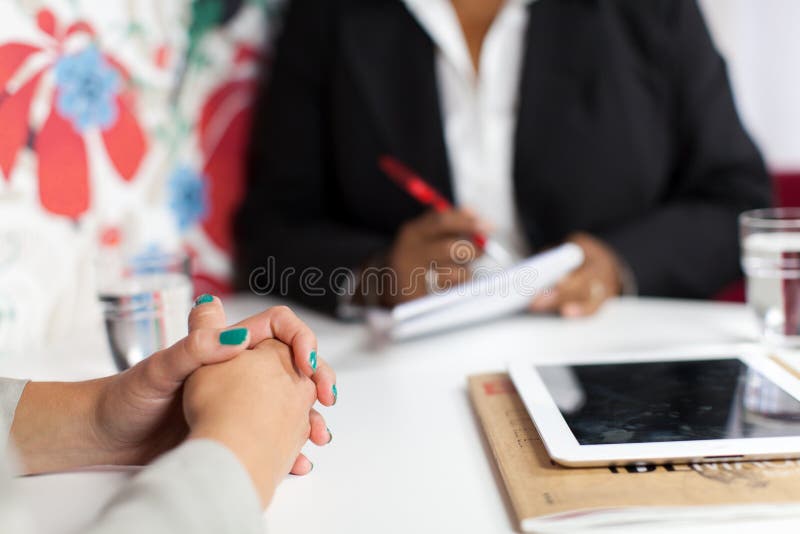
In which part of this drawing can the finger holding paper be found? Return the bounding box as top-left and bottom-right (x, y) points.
(530, 233), (623, 318)
(374, 243), (585, 340)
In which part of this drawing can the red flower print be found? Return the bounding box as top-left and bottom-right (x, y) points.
(198, 48), (259, 253)
(0, 9), (148, 218)
(35, 104), (90, 217)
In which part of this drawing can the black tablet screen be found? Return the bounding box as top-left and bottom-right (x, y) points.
(536, 359), (800, 445)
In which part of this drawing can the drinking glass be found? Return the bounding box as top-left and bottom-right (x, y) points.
(741, 208), (800, 347)
(97, 251), (193, 370)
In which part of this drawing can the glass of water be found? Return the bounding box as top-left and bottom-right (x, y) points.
(741, 208), (800, 347)
(97, 251), (193, 370)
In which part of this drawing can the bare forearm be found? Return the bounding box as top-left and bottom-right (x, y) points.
(9, 379), (115, 474)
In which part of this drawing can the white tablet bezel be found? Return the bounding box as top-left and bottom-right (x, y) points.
(508, 348), (800, 467)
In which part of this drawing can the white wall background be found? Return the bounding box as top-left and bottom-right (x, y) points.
(700, 0), (800, 171)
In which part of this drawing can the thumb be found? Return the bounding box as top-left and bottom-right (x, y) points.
(133, 326), (250, 396)
(188, 294), (227, 332)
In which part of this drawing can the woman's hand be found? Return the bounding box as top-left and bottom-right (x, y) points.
(11, 297), (335, 473)
(91, 297), (336, 466)
(183, 338), (332, 507)
(180, 298), (337, 475)
(530, 233), (624, 317)
(379, 208), (489, 305)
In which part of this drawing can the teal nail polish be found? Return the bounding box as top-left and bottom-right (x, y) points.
(219, 327), (248, 345)
(194, 294), (214, 307)
(327, 427), (333, 444)
(332, 383), (338, 404)
(309, 350), (318, 371)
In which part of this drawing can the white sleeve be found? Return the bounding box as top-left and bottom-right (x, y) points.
(0, 447), (36, 534)
(1, 379), (264, 534)
(0, 435), (264, 534)
(85, 439), (265, 534)
(0, 378), (29, 453)
(0, 379), (36, 533)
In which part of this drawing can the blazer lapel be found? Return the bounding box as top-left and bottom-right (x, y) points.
(340, 1), (453, 201)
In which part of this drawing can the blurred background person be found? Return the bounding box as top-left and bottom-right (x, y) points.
(235, 0), (771, 318)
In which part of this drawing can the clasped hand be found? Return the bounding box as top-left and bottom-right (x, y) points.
(12, 298), (336, 508)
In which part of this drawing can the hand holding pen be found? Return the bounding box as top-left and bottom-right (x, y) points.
(374, 156), (515, 305)
(379, 156), (515, 266)
(378, 208), (486, 304)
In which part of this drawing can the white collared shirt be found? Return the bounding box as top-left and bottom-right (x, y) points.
(403, 0), (535, 260)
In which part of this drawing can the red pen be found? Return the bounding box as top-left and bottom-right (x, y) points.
(378, 155), (514, 265)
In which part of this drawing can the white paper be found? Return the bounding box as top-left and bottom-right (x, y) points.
(523, 504), (800, 533)
(370, 243), (584, 340)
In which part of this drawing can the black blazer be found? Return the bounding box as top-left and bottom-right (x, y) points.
(235, 0), (771, 314)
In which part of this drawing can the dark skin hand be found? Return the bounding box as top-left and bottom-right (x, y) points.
(530, 232), (624, 318)
(375, 210), (624, 316)
(379, 208), (490, 305)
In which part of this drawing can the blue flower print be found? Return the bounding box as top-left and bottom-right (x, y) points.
(168, 166), (209, 231)
(54, 45), (121, 132)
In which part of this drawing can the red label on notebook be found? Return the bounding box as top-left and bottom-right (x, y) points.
(483, 378), (515, 396)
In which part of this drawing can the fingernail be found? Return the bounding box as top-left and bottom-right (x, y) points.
(327, 427), (333, 444)
(309, 350), (318, 371)
(194, 294), (214, 307)
(332, 383), (338, 404)
(309, 462), (315, 472)
(219, 327), (248, 345)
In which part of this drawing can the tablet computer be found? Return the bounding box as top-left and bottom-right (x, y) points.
(508, 352), (800, 467)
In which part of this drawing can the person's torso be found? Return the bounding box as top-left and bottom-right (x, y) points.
(324, 0), (677, 250)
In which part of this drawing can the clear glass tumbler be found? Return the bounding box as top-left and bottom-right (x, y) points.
(741, 208), (800, 347)
(97, 251), (193, 370)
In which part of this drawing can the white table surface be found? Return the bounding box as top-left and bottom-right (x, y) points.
(5, 296), (800, 534)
